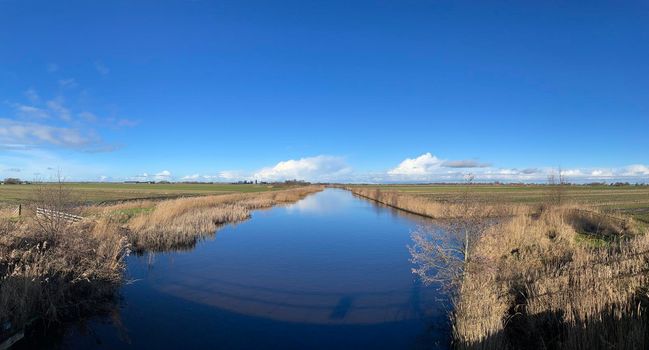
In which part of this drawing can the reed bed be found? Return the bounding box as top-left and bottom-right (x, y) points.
(0, 216), (127, 342)
(125, 186), (322, 251)
(348, 186), (649, 348)
(455, 206), (649, 349)
(348, 187), (524, 219)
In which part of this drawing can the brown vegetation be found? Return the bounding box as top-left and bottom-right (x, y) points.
(348, 186), (524, 219)
(350, 185), (649, 349)
(455, 206), (648, 349)
(1, 184), (321, 345)
(0, 216), (126, 342)
(122, 186), (323, 252)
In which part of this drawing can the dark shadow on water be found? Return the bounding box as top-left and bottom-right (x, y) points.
(330, 296), (354, 319)
(15, 281), (451, 350)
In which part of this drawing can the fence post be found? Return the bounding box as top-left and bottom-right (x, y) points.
(18, 204), (21, 216)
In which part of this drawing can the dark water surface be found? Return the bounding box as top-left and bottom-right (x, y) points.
(22, 189), (450, 349)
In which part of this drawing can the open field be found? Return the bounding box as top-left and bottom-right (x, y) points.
(0, 183), (284, 204)
(348, 184), (649, 222)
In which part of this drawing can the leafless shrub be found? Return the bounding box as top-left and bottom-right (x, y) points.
(409, 175), (494, 294)
(546, 167), (567, 206)
(32, 175), (81, 238)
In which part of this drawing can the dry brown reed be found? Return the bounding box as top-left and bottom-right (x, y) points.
(453, 205), (649, 349)
(348, 187), (524, 219)
(349, 186), (649, 349)
(126, 186), (322, 251)
(0, 216), (127, 341)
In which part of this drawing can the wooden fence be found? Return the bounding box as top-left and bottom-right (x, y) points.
(10, 205), (21, 217)
(35, 207), (83, 223)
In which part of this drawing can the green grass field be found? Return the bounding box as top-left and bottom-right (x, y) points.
(0, 183), (280, 204)
(351, 184), (649, 222)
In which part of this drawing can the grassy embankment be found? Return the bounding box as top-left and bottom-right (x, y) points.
(0, 183), (283, 204)
(100, 186), (323, 251)
(0, 184), (321, 345)
(348, 185), (649, 349)
(350, 184), (649, 222)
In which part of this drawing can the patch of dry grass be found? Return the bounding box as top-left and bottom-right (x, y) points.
(348, 187), (523, 218)
(0, 216), (127, 341)
(126, 186), (322, 251)
(349, 186), (649, 348)
(453, 206), (649, 349)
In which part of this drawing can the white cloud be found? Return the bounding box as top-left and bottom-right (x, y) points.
(13, 104), (50, 119)
(384, 153), (649, 183)
(0, 118), (96, 149)
(218, 171), (240, 180)
(179, 172), (246, 182)
(78, 111), (98, 122)
(561, 169), (583, 177)
(154, 170), (172, 181)
(24, 89), (40, 103)
(624, 164), (649, 176)
(388, 153), (444, 176)
(442, 160), (491, 168)
(253, 155), (351, 181)
(590, 169), (613, 177)
(46, 98), (71, 121)
(181, 174), (200, 180)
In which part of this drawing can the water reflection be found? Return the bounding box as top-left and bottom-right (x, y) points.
(21, 189), (450, 349)
(284, 188), (352, 215)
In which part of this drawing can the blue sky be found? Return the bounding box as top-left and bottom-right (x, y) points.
(1, 0), (648, 183)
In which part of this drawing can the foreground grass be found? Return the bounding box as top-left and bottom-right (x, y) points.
(348, 186), (649, 349)
(456, 207), (649, 349)
(0, 183), (284, 204)
(0, 217), (127, 343)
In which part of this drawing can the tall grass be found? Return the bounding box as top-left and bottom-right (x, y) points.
(348, 187), (523, 218)
(0, 216), (127, 341)
(125, 186), (322, 251)
(455, 205), (649, 349)
(348, 186), (649, 349)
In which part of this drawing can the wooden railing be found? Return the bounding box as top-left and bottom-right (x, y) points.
(35, 207), (83, 223)
(10, 204), (21, 217)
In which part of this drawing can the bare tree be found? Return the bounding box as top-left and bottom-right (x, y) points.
(33, 172), (80, 237)
(547, 166), (567, 206)
(409, 174), (491, 293)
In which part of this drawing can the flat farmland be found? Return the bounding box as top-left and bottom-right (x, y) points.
(0, 183), (279, 204)
(351, 184), (649, 222)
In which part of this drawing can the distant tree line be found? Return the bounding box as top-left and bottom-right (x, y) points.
(2, 178), (22, 184)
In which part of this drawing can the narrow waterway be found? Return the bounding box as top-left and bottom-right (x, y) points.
(20, 189), (450, 349)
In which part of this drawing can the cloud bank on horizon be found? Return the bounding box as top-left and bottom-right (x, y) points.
(70, 153), (648, 184)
